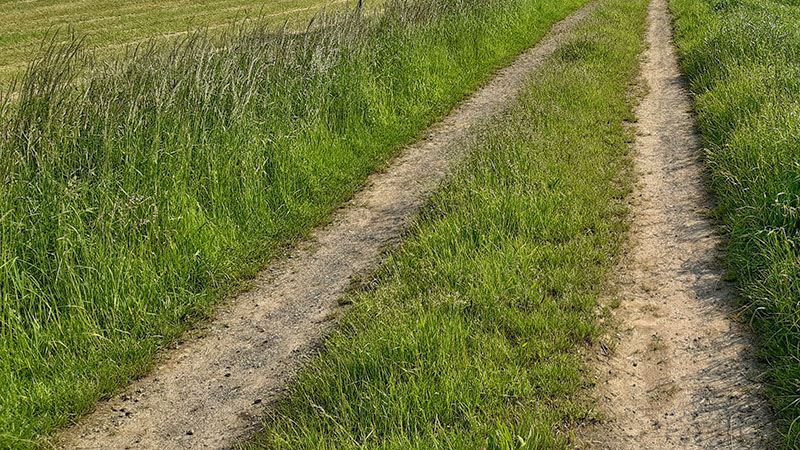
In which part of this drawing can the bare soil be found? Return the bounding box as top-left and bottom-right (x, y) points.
(56, 4), (596, 449)
(583, 0), (777, 448)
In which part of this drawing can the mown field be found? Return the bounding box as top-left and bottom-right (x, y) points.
(670, 0), (800, 446)
(0, 0), (354, 85)
(246, 0), (648, 446)
(0, 0), (589, 446)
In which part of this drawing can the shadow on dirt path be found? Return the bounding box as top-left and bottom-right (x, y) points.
(57, 3), (598, 449)
(583, 0), (777, 448)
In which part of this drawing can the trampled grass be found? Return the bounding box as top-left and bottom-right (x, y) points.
(0, 0), (357, 85)
(669, 0), (800, 445)
(245, 0), (648, 447)
(0, 0), (589, 445)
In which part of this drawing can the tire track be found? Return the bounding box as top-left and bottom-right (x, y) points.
(585, 0), (777, 447)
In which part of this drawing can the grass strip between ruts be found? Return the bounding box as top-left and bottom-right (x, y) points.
(246, 0), (648, 447)
(669, 0), (800, 446)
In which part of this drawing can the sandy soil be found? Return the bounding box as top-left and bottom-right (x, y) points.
(583, 0), (777, 448)
(56, 4), (597, 449)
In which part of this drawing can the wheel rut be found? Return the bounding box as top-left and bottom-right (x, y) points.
(56, 3), (597, 449)
(585, 0), (777, 448)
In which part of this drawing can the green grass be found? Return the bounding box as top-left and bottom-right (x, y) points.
(669, 0), (800, 445)
(0, 0), (360, 85)
(0, 0), (590, 446)
(245, 0), (648, 447)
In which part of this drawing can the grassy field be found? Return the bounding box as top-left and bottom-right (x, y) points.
(0, 0), (590, 446)
(0, 0), (357, 85)
(245, 0), (648, 446)
(670, 0), (800, 445)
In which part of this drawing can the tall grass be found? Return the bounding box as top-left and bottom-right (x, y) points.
(0, 0), (587, 445)
(669, 0), (800, 445)
(245, 0), (648, 446)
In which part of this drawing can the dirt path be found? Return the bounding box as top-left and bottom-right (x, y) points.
(57, 4), (597, 449)
(585, 0), (777, 448)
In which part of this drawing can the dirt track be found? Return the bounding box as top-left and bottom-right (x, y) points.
(57, 3), (597, 449)
(585, 0), (777, 447)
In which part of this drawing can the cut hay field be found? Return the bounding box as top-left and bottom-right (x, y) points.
(0, 0), (354, 84)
